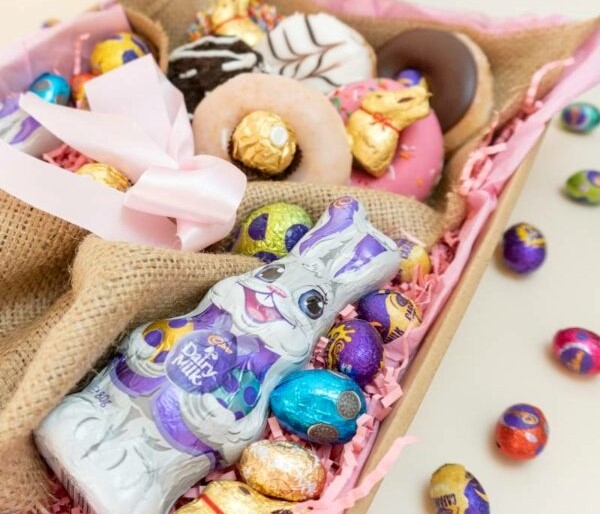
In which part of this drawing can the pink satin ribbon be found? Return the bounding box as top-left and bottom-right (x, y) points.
(8, 54), (246, 251)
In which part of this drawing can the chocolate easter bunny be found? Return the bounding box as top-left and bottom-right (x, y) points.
(35, 196), (401, 514)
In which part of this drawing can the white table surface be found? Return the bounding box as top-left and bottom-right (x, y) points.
(0, 1), (599, 513)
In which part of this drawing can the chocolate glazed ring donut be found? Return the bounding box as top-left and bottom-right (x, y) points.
(377, 28), (494, 153)
(192, 73), (352, 184)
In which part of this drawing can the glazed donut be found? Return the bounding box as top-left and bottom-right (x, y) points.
(376, 28), (494, 153)
(192, 73), (352, 184)
(329, 78), (444, 201)
(255, 12), (376, 94)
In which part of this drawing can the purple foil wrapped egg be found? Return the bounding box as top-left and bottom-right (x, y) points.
(356, 289), (422, 344)
(325, 319), (384, 386)
(552, 327), (600, 375)
(501, 222), (546, 274)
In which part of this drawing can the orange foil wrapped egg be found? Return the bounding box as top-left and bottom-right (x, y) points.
(238, 440), (326, 501)
(495, 403), (549, 460)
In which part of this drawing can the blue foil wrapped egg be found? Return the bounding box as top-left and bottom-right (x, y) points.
(565, 169), (600, 205)
(28, 73), (71, 105)
(269, 369), (366, 444)
(430, 463), (490, 514)
(356, 289), (422, 344)
(90, 32), (150, 75)
(560, 102), (600, 133)
(325, 319), (384, 386)
(232, 202), (313, 263)
(501, 222), (546, 274)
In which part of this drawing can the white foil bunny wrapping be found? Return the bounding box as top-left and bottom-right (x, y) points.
(35, 196), (401, 514)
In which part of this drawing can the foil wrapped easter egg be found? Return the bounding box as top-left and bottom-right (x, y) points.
(90, 32), (150, 75)
(501, 222), (546, 274)
(396, 237), (432, 282)
(430, 463), (490, 514)
(495, 403), (549, 460)
(270, 369), (366, 444)
(325, 319), (384, 386)
(238, 440), (326, 501)
(174, 480), (296, 514)
(70, 72), (95, 104)
(75, 163), (132, 191)
(561, 102), (600, 133)
(232, 202), (313, 263)
(356, 289), (422, 344)
(232, 110), (298, 175)
(565, 169), (600, 205)
(552, 327), (600, 375)
(28, 73), (71, 105)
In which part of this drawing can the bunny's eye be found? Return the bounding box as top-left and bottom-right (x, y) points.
(256, 264), (285, 283)
(299, 289), (326, 320)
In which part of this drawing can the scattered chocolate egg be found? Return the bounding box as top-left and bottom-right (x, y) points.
(565, 169), (600, 205)
(552, 327), (600, 375)
(495, 403), (549, 460)
(238, 440), (326, 501)
(90, 32), (150, 75)
(430, 463), (490, 514)
(75, 162), (132, 191)
(396, 237), (432, 282)
(232, 202), (313, 263)
(560, 102), (600, 133)
(501, 222), (546, 274)
(325, 319), (384, 386)
(269, 369), (366, 444)
(174, 480), (296, 514)
(356, 289), (422, 344)
(28, 72), (71, 105)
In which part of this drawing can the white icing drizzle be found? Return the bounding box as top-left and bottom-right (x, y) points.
(256, 13), (373, 94)
(178, 69), (198, 79)
(169, 36), (261, 73)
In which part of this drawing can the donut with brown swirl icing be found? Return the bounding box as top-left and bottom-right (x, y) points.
(376, 28), (494, 153)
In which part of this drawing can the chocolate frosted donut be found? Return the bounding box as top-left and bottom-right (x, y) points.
(168, 35), (265, 115)
(377, 29), (493, 152)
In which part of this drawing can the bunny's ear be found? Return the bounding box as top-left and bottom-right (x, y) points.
(333, 234), (390, 278)
(297, 196), (362, 255)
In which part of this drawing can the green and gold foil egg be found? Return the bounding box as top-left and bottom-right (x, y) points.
(565, 169), (600, 205)
(232, 202), (313, 262)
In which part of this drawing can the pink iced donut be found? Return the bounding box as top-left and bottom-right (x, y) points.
(328, 78), (444, 201)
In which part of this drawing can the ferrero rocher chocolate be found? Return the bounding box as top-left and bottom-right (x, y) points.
(75, 162), (132, 191)
(346, 85), (430, 177)
(238, 440), (326, 501)
(174, 481), (297, 514)
(231, 110), (297, 175)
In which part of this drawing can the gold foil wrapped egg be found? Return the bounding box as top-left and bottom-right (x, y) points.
(89, 32), (150, 75)
(174, 481), (298, 514)
(75, 163), (132, 191)
(209, 0), (265, 47)
(346, 85), (430, 177)
(238, 440), (326, 501)
(396, 237), (432, 282)
(232, 110), (297, 175)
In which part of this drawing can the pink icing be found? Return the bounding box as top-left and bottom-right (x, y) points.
(328, 78), (444, 201)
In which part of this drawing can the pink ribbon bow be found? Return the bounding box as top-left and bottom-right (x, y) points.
(0, 54), (246, 251)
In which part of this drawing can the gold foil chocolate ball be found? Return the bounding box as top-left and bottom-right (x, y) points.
(75, 163), (132, 191)
(231, 110), (297, 175)
(238, 440), (326, 501)
(174, 480), (297, 514)
(396, 237), (432, 282)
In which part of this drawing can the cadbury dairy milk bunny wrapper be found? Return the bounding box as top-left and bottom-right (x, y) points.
(35, 196), (401, 514)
